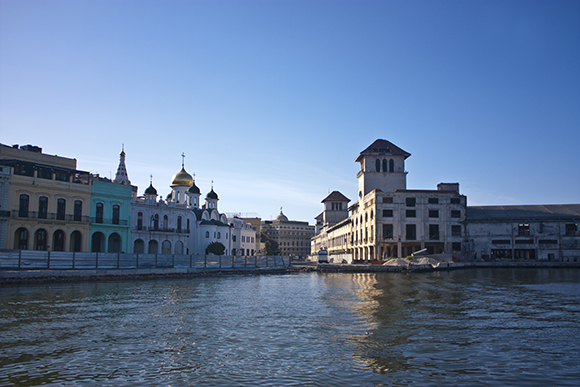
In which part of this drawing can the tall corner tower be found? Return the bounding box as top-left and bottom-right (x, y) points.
(355, 139), (410, 198)
(114, 145), (131, 185)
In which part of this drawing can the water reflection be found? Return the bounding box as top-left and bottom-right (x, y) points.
(1, 269), (580, 386)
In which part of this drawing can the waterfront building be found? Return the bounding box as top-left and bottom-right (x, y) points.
(228, 217), (257, 256)
(0, 165), (11, 248)
(130, 159), (233, 256)
(262, 210), (315, 258)
(311, 139), (466, 262)
(0, 143), (92, 252)
(466, 205), (580, 262)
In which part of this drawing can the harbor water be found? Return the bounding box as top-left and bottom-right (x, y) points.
(1, 268), (580, 386)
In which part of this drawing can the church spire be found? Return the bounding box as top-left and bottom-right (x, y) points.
(114, 144), (131, 185)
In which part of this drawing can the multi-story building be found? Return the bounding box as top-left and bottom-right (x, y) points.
(262, 210), (315, 258)
(228, 217), (257, 256)
(0, 165), (11, 248)
(466, 205), (580, 262)
(0, 143), (92, 251)
(312, 139), (466, 262)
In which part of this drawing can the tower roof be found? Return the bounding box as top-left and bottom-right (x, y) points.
(321, 191), (350, 203)
(113, 145), (131, 185)
(355, 139), (411, 162)
(206, 188), (218, 200)
(171, 166), (193, 187)
(188, 182), (201, 194)
(144, 183), (157, 195)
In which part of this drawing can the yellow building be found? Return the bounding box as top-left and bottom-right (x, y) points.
(0, 144), (92, 251)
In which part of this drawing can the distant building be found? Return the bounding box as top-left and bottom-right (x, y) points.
(312, 139), (466, 262)
(262, 210), (315, 258)
(0, 165), (11, 248)
(86, 147), (134, 253)
(228, 217), (257, 256)
(0, 143), (92, 252)
(466, 205), (580, 262)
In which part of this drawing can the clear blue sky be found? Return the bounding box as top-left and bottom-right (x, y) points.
(1, 0), (579, 223)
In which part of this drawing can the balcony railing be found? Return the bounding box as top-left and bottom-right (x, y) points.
(13, 210), (89, 223)
(89, 217), (129, 226)
(135, 226), (190, 233)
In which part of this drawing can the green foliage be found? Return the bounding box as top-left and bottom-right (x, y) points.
(206, 241), (226, 256)
(261, 233), (279, 255)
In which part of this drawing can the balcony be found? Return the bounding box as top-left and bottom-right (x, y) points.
(89, 217), (129, 226)
(136, 225), (189, 233)
(13, 210), (89, 223)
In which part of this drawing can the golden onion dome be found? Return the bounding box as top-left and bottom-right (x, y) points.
(171, 166), (193, 187)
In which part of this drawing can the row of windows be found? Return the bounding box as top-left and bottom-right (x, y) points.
(14, 227), (82, 251)
(517, 223), (578, 237)
(133, 239), (185, 254)
(205, 231), (229, 239)
(381, 197), (462, 205)
(136, 212), (190, 232)
(381, 209), (462, 218)
(375, 158), (395, 173)
(382, 224), (462, 240)
(18, 194), (83, 221)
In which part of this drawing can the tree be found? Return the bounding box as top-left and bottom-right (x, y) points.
(261, 233), (279, 255)
(206, 241), (225, 255)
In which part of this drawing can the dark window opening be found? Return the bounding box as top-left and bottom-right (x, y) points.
(112, 204), (120, 225)
(428, 198), (439, 204)
(383, 197), (393, 204)
(389, 159), (394, 172)
(452, 225), (462, 237)
(96, 203), (104, 223)
(565, 223), (578, 236)
(406, 210), (416, 218)
(56, 199), (66, 221)
(406, 197), (416, 207)
(19, 194), (29, 217)
(451, 210), (461, 218)
(429, 224), (439, 240)
(383, 224), (393, 239)
(518, 224), (530, 236)
(406, 224), (416, 240)
(451, 197), (461, 204)
(73, 200), (82, 221)
(38, 196), (48, 219)
(428, 210), (439, 218)
(383, 209), (393, 217)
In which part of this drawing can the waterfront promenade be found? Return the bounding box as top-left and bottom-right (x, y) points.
(1, 249), (579, 284)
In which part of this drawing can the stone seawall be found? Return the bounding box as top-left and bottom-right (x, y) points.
(0, 267), (289, 285)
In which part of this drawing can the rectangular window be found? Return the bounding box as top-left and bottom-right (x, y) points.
(565, 223), (578, 236)
(406, 210), (416, 218)
(406, 224), (416, 240)
(406, 197), (416, 207)
(451, 225), (462, 237)
(428, 198), (439, 204)
(383, 224), (393, 239)
(38, 197), (48, 219)
(112, 205), (120, 225)
(452, 242), (462, 251)
(450, 198), (461, 204)
(429, 224), (439, 240)
(383, 197), (393, 204)
(56, 198), (66, 221)
(382, 209), (393, 217)
(96, 203), (104, 224)
(73, 200), (82, 221)
(539, 240), (558, 245)
(451, 210), (461, 218)
(428, 210), (439, 218)
(19, 194), (29, 217)
(518, 224), (530, 236)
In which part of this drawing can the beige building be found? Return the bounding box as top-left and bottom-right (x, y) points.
(312, 139), (466, 262)
(0, 144), (92, 251)
(262, 210), (315, 258)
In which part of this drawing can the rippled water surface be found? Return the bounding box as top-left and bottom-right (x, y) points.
(1, 269), (580, 386)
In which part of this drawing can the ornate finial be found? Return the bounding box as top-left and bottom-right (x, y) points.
(150, 174), (153, 184)
(193, 172), (196, 182)
(280, 206), (283, 213)
(211, 180), (214, 189)
(181, 152), (185, 167)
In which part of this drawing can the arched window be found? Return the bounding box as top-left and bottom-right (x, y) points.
(217, 232), (221, 239)
(73, 200), (82, 221)
(56, 198), (66, 221)
(35, 229), (47, 250)
(148, 240), (158, 254)
(205, 231), (209, 238)
(389, 159), (394, 173)
(137, 212), (143, 230)
(375, 159), (381, 172)
(177, 216), (182, 232)
(108, 233), (121, 252)
(15, 228), (28, 249)
(91, 232), (104, 252)
(163, 215), (168, 230)
(153, 214), (159, 230)
(187, 219), (190, 232)
(382, 159), (388, 172)
(96, 203), (104, 223)
(161, 240), (171, 254)
(38, 197), (48, 219)
(19, 194), (29, 217)
(134, 239), (145, 254)
(70, 231), (82, 252)
(53, 230), (65, 251)
(112, 204), (120, 225)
